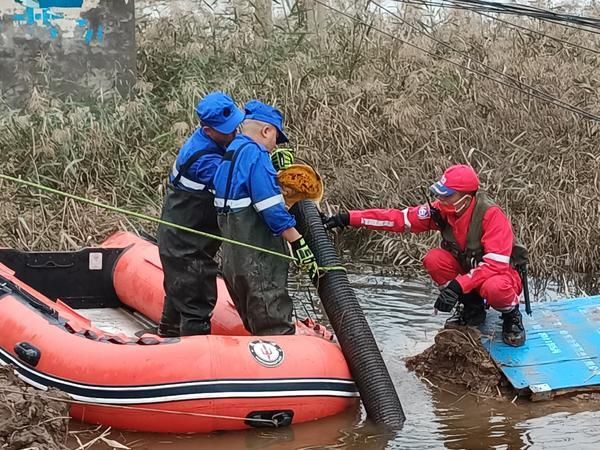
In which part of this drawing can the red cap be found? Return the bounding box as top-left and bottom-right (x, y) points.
(430, 164), (479, 196)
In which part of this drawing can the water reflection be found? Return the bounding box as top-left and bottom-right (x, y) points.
(354, 271), (600, 450)
(80, 272), (600, 449)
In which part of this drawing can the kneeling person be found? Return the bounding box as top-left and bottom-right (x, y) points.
(324, 165), (527, 347)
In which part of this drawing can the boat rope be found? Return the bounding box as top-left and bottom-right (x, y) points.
(0, 386), (278, 425)
(0, 174), (347, 277)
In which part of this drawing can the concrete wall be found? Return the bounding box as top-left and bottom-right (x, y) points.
(0, 0), (135, 108)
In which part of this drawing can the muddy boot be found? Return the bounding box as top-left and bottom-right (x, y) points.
(180, 319), (211, 336)
(445, 303), (466, 328)
(445, 293), (486, 328)
(501, 306), (526, 347)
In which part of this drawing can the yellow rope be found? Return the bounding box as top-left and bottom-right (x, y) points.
(0, 174), (348, 275)
(0, 174), (294, 260)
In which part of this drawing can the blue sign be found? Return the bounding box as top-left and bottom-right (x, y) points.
(16, 1), (84, 7)
(8, 1), (103, 44)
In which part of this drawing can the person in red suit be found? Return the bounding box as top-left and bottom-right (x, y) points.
(323, 164), (527, 346)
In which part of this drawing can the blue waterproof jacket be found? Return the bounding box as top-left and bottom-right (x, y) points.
(168, 129), (224, 192)
(213, 134), (296, 235)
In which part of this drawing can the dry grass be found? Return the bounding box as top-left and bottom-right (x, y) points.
(1, 5), (599, 292)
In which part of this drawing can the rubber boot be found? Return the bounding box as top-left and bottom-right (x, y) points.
(157, 297), (181, 337)
(461, 292), (486, 326)
(445, 293), (486, 328)
(501, 306), (526, 347)
(157, 322), (181, 338)
(180, 319), (211, 336)
(445, 303), (466, 328)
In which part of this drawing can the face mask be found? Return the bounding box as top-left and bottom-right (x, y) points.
(438, 194), (472, 216)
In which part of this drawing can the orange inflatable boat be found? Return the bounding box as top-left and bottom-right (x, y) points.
(0, 232), (358, 433)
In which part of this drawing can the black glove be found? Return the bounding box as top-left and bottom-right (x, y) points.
(291, 237), (318, 280)
(322, 212), (349, 230)
(434, 279), (463, 312)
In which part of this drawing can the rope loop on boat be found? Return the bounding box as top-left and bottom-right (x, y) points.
(0, 387), (278, 425)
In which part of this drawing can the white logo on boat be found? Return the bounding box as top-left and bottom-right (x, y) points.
(249, 340), (284, 367)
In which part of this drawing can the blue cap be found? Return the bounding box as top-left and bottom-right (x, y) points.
(429, 181), (456, 197)
(244, 100), (289, 144)
(195, 92), (245, 134)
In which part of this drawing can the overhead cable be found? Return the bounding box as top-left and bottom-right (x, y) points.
(313, 0), (600, 121)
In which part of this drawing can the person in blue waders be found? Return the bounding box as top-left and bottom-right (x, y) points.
(156, 92), (245, 337)
(212, 100), (318, 335)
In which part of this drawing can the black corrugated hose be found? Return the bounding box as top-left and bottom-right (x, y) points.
(290, 200), (406, 428)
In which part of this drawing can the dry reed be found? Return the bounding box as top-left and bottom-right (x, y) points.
(0, 5), (599, 292)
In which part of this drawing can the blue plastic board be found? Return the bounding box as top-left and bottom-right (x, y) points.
(480, 295), (600, 399)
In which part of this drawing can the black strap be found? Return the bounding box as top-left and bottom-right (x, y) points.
(517, 264), (532, 316)
(172, 149), (213, 187)
(0, 275), (58, 319)
(222, 143), (252, 210)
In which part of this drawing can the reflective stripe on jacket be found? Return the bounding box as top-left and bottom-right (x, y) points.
(348, 191), (526, 293)
(168, 128), (224, 192)
(212, 134), (295, 235)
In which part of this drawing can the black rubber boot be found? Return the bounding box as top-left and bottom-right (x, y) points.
(157, 322), (181, 338)
(445, 293), (486, 328)
(502, 306), (526, 347)
(445, 303), (466, 328)
(462, 293), (486, 326)
(180, 320), (211, 336)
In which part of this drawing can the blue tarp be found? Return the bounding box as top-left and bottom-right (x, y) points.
(480, 295), (600, 399)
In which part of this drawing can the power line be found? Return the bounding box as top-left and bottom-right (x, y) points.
(450, 0), (600, 30)
(539, 16), (600, 36)
(390, 0), (600, 53)
(470, 9), (600, 53)
(313, 0), (600, 121)
(372, 0), (600, 119)
(393, 0), (600, 36)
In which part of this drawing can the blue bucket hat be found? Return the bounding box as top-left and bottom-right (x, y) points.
(195, 92), (245, 134)
(244, 100), (289, 144)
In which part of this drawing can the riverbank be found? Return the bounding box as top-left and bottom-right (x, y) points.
(0, 365), (69, 449)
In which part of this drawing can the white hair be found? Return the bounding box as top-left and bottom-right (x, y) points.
(241, 118), (274, 135)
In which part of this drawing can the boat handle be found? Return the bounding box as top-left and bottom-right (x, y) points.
(26, 260), (75, 269)
(14, 342), (41, 367)
(245, 410), (294, 428)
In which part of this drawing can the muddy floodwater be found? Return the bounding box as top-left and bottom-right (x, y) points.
(73, 273), (600, 449)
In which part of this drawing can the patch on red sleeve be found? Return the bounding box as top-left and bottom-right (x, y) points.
(417, 206), (430, 220)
